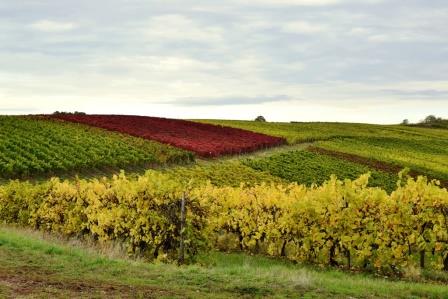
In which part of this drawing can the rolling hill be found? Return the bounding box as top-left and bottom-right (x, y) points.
(1, 114), (448, 298)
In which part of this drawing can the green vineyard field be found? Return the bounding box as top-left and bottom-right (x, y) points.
(0, 116), (193, 179)
(198, 120), (448, 144)
(163, 160), (285, 187)
(198, 120), (448, 184)
(316, 137), (448, 183)
(242, 150), (398, 191)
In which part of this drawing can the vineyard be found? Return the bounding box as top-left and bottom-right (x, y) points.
(242, 150), (398, 192)
(0, 116), (193, 179)
(199, 119), (448, 184)
(316, 137), (448, 183)
(199, 174), (448, 273)
(162, 160), (285, 187)
(199, 119), (448, 144)
(1, 171), (447, 275)
(52, 114), (286, 157)
(1, 115), (448, 297)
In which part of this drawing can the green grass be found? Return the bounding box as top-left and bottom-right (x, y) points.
(1, 225), (447, 298)
(0, 116), (193, 179)
(242, 150), (399, 192)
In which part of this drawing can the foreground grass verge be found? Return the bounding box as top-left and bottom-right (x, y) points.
(0, 226), (447, 298)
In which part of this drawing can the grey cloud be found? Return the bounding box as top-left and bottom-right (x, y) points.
(0, 0), (447, 121)
(381, 89), (448, 98)
(165, 95), (294, 106)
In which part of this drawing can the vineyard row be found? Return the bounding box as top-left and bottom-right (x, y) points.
(0, 171), (447, 274)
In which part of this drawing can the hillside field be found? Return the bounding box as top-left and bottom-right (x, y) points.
(0, 115), (447, 298)
(200, 119), (448, 186)
(0, 116), (193, 180)
(51, 114), (285, 157)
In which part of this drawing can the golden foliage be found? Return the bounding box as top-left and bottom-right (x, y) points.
(1, 171), (447, 273)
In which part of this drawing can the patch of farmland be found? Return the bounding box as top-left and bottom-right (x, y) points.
(242, 150), (398, 192)
(0, 116), (193, 179)
(316, 137), (448, 184)
(52, 114), (286, 157)
(197, 120), (448, 144)
(163, 160), (285, 187)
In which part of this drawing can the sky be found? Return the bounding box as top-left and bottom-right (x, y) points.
(0, 0), (447, 124)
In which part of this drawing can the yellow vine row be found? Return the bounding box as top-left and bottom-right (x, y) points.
(0, 171), (447, 274)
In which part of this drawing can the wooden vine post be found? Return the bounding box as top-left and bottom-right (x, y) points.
(178, 192), (186, 265)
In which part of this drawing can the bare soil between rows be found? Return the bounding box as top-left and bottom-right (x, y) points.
(0, 269), (174, 299)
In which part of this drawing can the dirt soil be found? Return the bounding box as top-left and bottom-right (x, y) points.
(0, 268), (175, 299)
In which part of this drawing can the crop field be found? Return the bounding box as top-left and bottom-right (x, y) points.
(1, 171), (448, 275)
(198, 119), (448, 144)
(1, 115), (448, 298)
(315, 137), (448, 183)
(243, 150), (398, 191)
(199, 119), (448, 184)
(0, 116), (193, 179)
(52, 114), (286, 157)
(163, 160), (285, 187)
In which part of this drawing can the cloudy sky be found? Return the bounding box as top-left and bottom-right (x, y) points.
(0, 0), (447, 123)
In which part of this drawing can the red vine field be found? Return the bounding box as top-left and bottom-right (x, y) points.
(52, 114), (286, 157)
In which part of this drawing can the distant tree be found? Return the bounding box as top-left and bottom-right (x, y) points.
(401, 119), (409, 125)
(423, 115), (438, 123)
(53, 111), (86, 115)
(415, 115), (448, 129)
(255, 116), (266, 122)
(53, 111), (68, 115)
